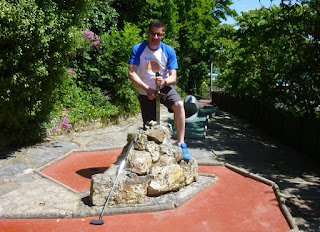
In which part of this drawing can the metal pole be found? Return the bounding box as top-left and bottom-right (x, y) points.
(210, 54), (214, 103)
(210, 61), (213, 92)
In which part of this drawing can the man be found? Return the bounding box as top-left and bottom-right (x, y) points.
(128, 19), (191, 160)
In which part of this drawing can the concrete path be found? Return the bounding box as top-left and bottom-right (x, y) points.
(0, 105), (319, 231)
(205, 110), (320, 232)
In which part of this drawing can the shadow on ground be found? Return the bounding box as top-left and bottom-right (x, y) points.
(76, 167), (109, 179)
(202, 111), (320, 232)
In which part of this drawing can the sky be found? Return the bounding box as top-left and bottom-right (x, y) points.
(223, 0), (284, 25)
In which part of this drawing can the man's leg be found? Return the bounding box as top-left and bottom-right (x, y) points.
(162, 87), (191, 160)
(138, 95), (156, 128)
(171, 101), (185, 144)
(171, 101), (191, 160)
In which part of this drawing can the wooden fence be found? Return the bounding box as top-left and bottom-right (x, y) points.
(211, 91), (320, 161)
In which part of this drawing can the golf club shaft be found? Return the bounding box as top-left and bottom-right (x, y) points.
(97, 140), (134, 220)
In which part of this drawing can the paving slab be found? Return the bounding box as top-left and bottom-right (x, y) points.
(205, 110), (320, 232)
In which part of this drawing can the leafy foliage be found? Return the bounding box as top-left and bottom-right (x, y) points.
(51, 1), (142, 136)
(0, 0), (92, 146)
(175, 0), (227, 95)
(51, 71), (119, 122)
(83, 0), (118, 35)
(214, 1), (320, 118)
(70, 25), (142, 114)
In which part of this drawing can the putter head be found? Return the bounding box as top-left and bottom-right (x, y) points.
(90, 219), (104, 225)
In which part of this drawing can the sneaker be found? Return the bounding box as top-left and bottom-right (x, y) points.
(179, 143), (191, 160)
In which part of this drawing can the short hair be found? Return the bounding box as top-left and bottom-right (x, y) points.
(149, 19), (165, 31)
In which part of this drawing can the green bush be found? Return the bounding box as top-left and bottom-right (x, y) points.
(83, 0), (118, 35)
(214, 3), (320, 118)
(49, 2), (142, 134)
(0, 0), (92, 147)
(49, 71), (120, 126)
(71, 21), (142, 114)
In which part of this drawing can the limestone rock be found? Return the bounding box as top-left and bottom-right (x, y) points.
(127, 149), (152, 175)
(157, 154), (176, 166)
(159, 144), (183, 162)
(90, 122), (199, 206)
(90, 170), (148, 206)
(147, 163), (184, 196)
(145, 129), (166, 144)
(180, 158), (199, 185)
(143, 122), (173, 144)
(153, 123), (173, 141)
(127, 133), (138, 142)
(145, 141), (160, 162)
(134, 133), (148, 151)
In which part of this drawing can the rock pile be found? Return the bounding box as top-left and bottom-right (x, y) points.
(90, 122), (198, 206)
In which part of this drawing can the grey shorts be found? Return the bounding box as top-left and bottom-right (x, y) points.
(138, 86), (182, 125)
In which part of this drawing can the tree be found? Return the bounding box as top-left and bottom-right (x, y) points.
(0, 0), (93, 147)
(173, 0), (235, 95)
(214, 0), (320, 118)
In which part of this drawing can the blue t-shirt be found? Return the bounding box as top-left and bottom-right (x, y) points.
(128, 41), (178, 95)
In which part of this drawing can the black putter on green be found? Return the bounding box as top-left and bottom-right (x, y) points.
(90, 140), (134, 225)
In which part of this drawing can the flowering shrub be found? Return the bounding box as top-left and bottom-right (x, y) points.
(90, 37), (101, 49)
(83, 29), (95, 40)
(68, 68), (76, 76)
(0, 0), (92, 147)
(52, 108), (72, 134)
(83, 29), (100, 49)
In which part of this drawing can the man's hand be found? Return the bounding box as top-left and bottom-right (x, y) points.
(155, 75), (165, 86)
(146, 87), (156, 100)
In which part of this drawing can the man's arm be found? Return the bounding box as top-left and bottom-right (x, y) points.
(128, 64), (155, 100)
(166, 69), (177, 85)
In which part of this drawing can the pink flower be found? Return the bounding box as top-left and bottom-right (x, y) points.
(83, 29), (94, 41)
(68, 68), (76, 76)
(90, 36), (100, 49)
(62, 118), (70, 124)
(62, 112), (68, 117)
(52, 128), (58, 133)
(66, 124), (72, 131)
(62, 108), (67, 112)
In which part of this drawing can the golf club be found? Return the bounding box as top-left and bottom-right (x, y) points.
(90, 140), (134, 225)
